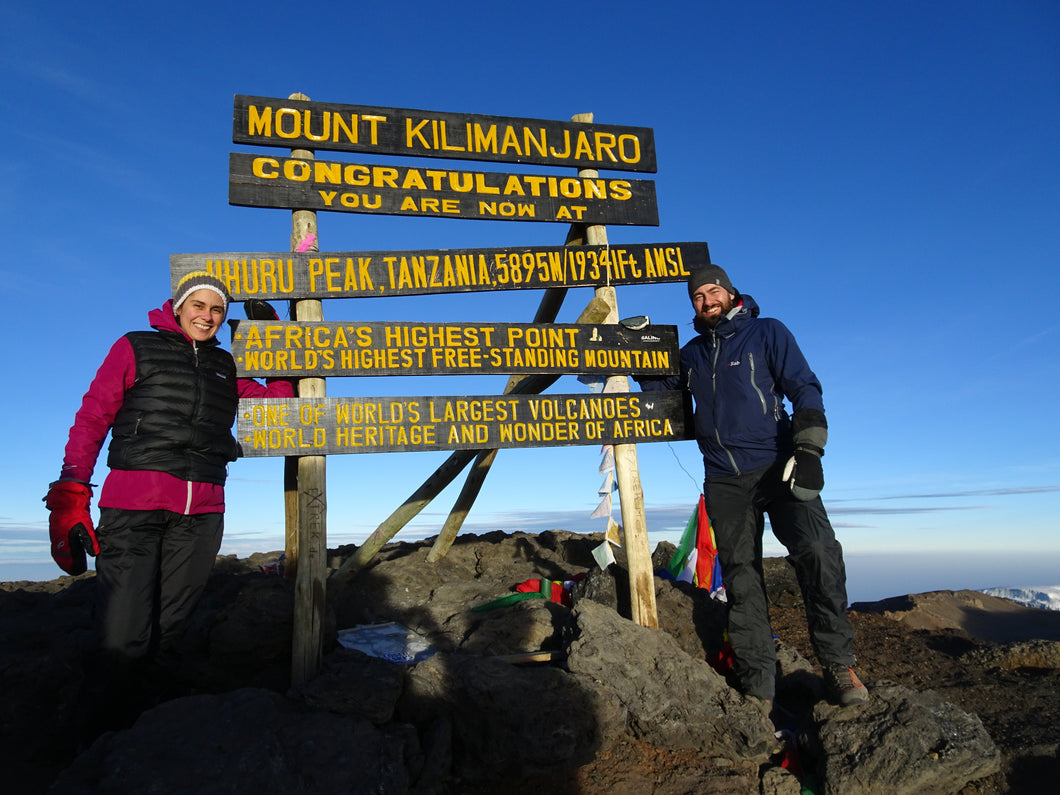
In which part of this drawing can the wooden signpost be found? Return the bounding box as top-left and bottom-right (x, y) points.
(232, 94), (657, 172)
(171, 241), (707, 299)
(237, 391), (690, 457)
(203, 92), (697, 683)
(228, 152), (659, 225)
(230, 320), (679, 379)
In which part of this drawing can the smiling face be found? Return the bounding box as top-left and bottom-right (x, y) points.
(176, 288), (226, 342)
(691, 283), (736, 327)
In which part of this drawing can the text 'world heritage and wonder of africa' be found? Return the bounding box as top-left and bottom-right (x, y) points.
(237, 392), (691, 457)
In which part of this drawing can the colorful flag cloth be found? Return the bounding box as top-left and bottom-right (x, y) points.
(590, 444), (620, 568)
(514, 575), (585, 606)
(666, 494), (723, 594)
(472, 574), (586, 611)
(590, 492), (612, 520)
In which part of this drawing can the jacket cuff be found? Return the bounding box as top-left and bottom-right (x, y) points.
(792, 408), (828, 451)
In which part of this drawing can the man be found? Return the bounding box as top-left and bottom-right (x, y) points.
(641, 264), (867, 707)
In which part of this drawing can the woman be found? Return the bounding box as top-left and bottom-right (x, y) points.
(45, 271), (292, 669)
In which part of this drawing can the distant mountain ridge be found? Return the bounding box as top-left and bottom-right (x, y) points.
(981, 585), (1060, 611)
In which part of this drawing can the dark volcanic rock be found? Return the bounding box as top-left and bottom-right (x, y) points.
(565, 598), (775, 760)
(401, 652), (620, 781)
(49, 688), (410, 795)
(292, 648), (405, 724)
(3, 532), (1053, 793)
(805, 683), (1001, 794)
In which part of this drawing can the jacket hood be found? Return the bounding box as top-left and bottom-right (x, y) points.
(149, 300), (221, 346)
(693, 293), (761, 337)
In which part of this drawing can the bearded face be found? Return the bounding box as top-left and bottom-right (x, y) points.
(691, 283), (735, 327)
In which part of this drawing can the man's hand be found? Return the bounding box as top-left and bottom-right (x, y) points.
(44, 481), (99, 575)
(786, 408), (828, 500)
(782, 446), (825, 501)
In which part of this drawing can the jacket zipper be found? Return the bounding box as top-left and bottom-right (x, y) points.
(185, 340), (201, 514)
(747, 353), (768, 414)
(708, 333), (740, 476)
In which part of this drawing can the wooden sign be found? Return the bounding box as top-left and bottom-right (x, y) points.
(171, 242), (708, 300)
(237, 391), (691, 457)
(228, 153), (659, 226)
(233, 94), (657, 172)
(230, 321), (679, 378)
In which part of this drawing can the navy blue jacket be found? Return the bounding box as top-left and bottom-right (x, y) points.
(643, 294), (825, 478)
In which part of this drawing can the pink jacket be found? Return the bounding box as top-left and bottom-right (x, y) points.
(61, 301), (294, 514)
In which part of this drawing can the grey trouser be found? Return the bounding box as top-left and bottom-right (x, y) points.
(706, 461), (854, 700)
(95, 508), (224, 662)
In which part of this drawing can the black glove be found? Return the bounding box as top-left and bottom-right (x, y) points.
(244, 300), (280, 321)
(785, 408), (828, 501)
(619, 315), (649, 330)
(782, 446), (824, 501)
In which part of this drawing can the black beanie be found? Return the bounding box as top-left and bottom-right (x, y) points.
(687, 264), (735, 297)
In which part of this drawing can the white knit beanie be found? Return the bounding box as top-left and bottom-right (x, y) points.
(173, 271), (230, 315)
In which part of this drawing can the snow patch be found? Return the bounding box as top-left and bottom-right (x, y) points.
(980, 586), (1060, 611)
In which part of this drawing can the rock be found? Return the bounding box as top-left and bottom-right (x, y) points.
(456, 596), (566, 656)
(565, 598), (776, 761)
(328, 529), (596, 655)
(652, 572), (728, 663)
(3, 533), (1058, 793)
(572, 560), (628, 613)
(803, 682), (1001, 794)
(400, 651), (623, 781)
(200, 577), (299, 688)
(49, 688), (410, 794)
(963, 639), (1060, 671)
(852, 589), (1060, 643)
(760, 763), (805, 795)
(291, 648), (405, 724)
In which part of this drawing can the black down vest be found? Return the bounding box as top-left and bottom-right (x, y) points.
(107, 330), (240, 485)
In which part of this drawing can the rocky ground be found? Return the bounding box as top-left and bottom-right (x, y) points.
(3, 529), (1059, 794)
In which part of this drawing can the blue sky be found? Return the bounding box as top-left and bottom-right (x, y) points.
(2, 1), (1058, 600)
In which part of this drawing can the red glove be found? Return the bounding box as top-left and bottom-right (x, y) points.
(44, 481), (99, 575)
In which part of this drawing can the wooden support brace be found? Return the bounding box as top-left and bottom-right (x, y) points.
(329, 449), (477, 583)
(330, 292), (612, 582)
(425, 293), (613, 562)
(418, 225), (607, 562)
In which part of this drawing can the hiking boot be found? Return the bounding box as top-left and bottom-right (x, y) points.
(824, 664), (869, 706)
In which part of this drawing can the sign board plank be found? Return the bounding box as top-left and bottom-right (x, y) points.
(237, 391), (692, 457)
(171, 242), (707, 300)
(233, 94), (657, 173)
(230, 320), (679, 378)
(228, 153), (659, 226)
